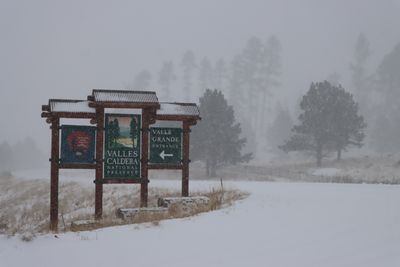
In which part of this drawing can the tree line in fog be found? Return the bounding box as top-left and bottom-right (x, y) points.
(2, 33), (400, 174)
(0, 138), (45, 174)
(131, 33), (400, 159)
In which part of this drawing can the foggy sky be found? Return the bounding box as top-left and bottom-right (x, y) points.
(1, 0), (399, 151)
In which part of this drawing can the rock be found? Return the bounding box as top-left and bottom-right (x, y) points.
(70, 220), (99, 231)
(116, 207), (168, 220)
(157, 196), (210, 208)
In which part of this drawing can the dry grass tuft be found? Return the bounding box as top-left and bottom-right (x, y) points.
(20, 232), (36, 242)
(74, 188), (247, 231)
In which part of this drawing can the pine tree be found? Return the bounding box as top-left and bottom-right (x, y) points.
(350, 33), (372, 113)
(228, 36), (282, 155)
(130, 117), (139, 148)
(376, 43), (400, 110)
(158, 61), (177, 100)
(191, 89), (252, 176)
(113, 119), (120, 145)
(330, 87), (366, 160)
(133, 70), (152, 89)
(214, 58), (227, 93)
(12, 137), (46, 170)
(198, 57), (213, 94)
(326, 72), (341, 87)
(371, 43), (400, 152)
(181, 50), (197, 101)
(371, 112), (400, 153)
(0, 142), (13, 173)
(280, 81), (366, 166)
(241, 37), (264, 130)
(259, 35), (281, 135)
(115, 119), (120, 140)
(267, 105), (293, 153)
(108, 120), (115, 146)
(228, 54), (246, 119)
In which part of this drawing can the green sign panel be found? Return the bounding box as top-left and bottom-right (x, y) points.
(104, 114), (141, 179)
(60, 125), (96, 164)
(150, 127), (182, 164)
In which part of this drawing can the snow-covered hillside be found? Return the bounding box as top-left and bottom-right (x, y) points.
(1, 180), (399, 267)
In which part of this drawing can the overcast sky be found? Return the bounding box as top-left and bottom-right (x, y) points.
(1, 0), (399, 150)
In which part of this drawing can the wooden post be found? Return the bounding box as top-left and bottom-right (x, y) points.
(95, 107), (104, 219)
(182, 121), (190, 197)
(140, 109), (150, 207)
(50, 117), (60, 231)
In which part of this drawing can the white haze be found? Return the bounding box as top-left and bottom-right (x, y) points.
(0, 0), (399, 155)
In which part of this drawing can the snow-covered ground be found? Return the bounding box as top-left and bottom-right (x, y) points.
(1, 180), (399, 267)
(227, 153), (400, 184)
(308, 167), (342, 177)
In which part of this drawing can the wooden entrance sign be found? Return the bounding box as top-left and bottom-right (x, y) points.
(41, 90), (200, 231)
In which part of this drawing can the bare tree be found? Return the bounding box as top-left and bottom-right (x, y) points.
(181, 50), (197, 101)
(158, 61), (177, 100)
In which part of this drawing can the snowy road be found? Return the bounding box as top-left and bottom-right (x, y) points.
(1, 181), (400, 267)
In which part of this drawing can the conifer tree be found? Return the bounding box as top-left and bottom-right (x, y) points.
(267, 105), (293, 153)
(0, 142), (13, 173)
(228, 36), (282, 154)
(371, 43), (400, 152)
(198, 57), (213, 92)
(191, 89), (252, 176)
(158, 61), (177, 100)
(281, 81), (366, 166)
(228, 54), (246, 119)
(181, 50), (196, 101)
(350, 33), (372, 113)
(214, 58), (227, 93)
(133, 70), (152, 89)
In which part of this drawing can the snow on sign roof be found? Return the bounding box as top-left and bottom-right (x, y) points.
(92, 89), (159, 103)
(49, 100), (95, 113)
(158, 103), (200, 116)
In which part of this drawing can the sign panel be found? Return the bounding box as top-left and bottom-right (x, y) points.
(60, 125), (96, 164)
(150, 127), (182, 164)
(104, 114), (141, 179)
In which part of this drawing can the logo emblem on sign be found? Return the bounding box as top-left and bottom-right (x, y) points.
(60, 125), (96, 164)
(66, 130), (92, 157)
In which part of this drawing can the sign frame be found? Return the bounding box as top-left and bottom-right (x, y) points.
(149, 127), (183, 165)
(60, 125), (96, 164)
